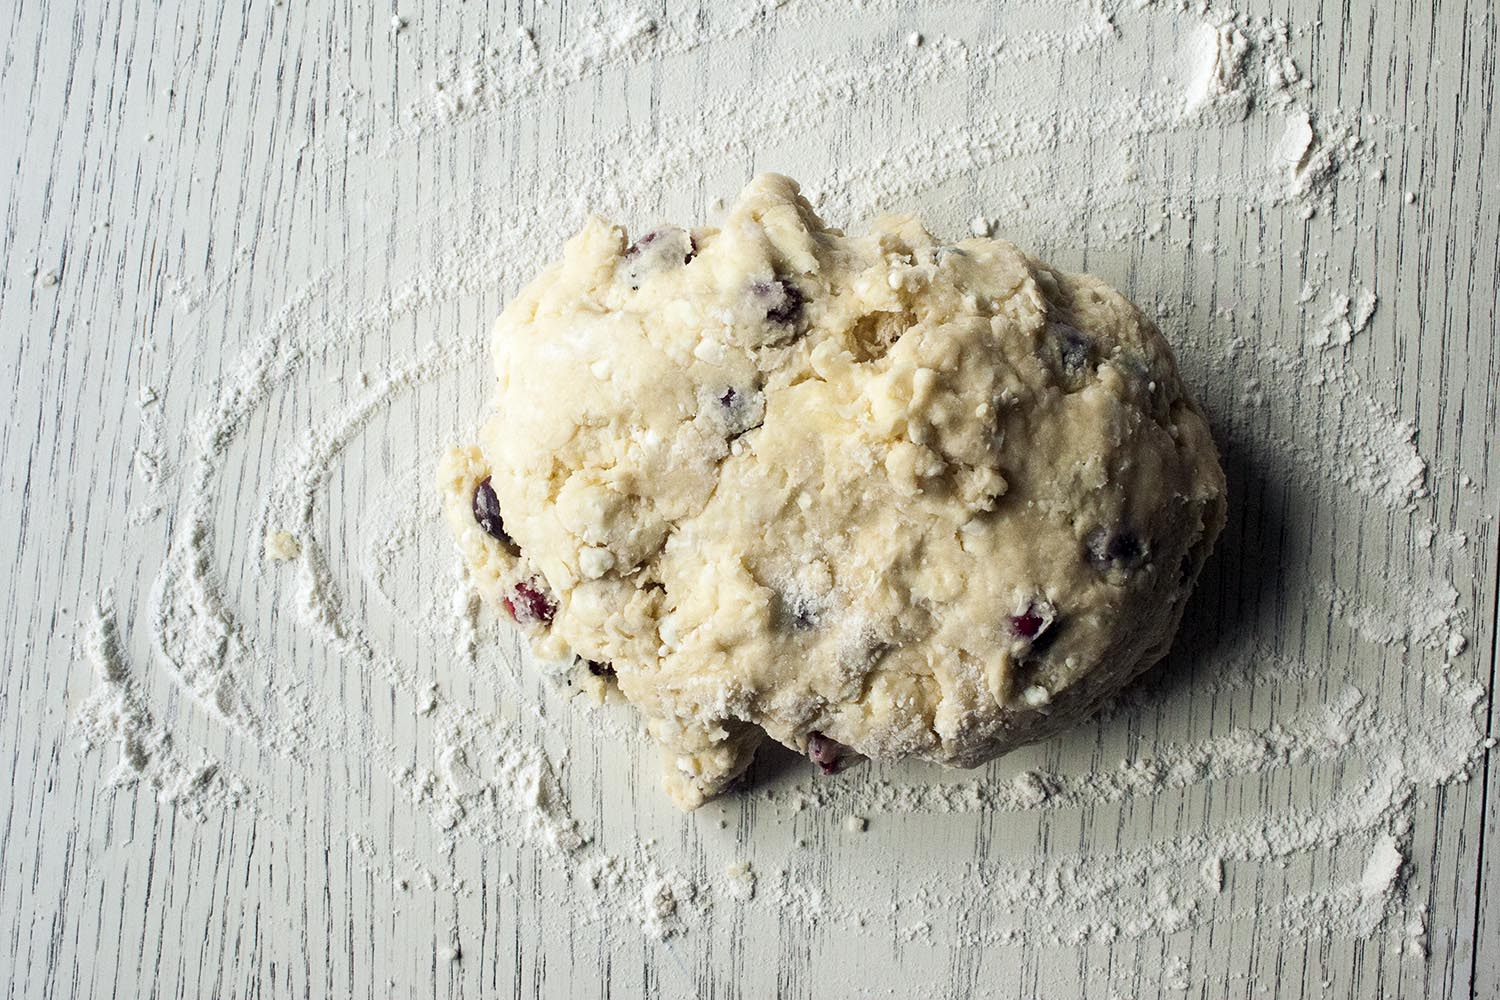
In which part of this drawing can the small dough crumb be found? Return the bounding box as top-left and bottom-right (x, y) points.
(724, 861), (756, 900)
(264, 530), (301, 562)
(844, 815), (868, 833)
(577, 671), (609, 704)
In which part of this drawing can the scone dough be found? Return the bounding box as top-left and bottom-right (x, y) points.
(439, 175), (1226, 809)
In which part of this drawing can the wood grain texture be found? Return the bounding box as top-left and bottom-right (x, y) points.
(0, 0), (1496, 997)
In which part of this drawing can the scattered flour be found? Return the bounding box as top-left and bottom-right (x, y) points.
(1310, 288), (1378, 348)
(1359, 835), (1405, 904)
(1275, 110), (1315, 169)
(75, 598), (246, 816)
(1163, 954), (1191, 991)
(129, 382), (168, 524)
(448, 563), (482, 661)
(1351, 289), (1379, 333)
(1183, 20), (1251, 122)
(1199, 856), (1224, 895)
(69, 0), (1488, 962)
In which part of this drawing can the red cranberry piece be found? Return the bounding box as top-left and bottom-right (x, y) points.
(625, 228), (695, 263)
(472, 477), (518, 553)
(624, 231), (658, 257)
(751, 278), (804, 325)
(1010, 608), (1046, 640)
(503, 579), (556, 625)
(622, 227), (695, 289)
(806, 731), (844, 774)
(1009, 599), (1059, 655)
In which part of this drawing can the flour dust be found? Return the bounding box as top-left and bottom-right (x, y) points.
(72, 0), (1487, 967)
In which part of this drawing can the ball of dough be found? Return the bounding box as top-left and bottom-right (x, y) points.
(438, 174), (1226, 809)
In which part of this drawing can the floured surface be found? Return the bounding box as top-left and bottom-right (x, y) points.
(1, 1), (1497, 998)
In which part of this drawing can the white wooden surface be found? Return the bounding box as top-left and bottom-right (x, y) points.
(2, 0), (1497, 997)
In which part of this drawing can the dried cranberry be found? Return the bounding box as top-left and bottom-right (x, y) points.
(1057, 326), (1092, 377)
(807, 731), (844, 774)
(625, 228), (696, 264)
(472, 477), (518, 553)
(503, 579), (556, 625)
(624, 230), (658, 257)
(751, 278), (804, 325)
(585, 659), (615, 678)
(776, 592), (820, 632)
(1009, 600), (1060, 656)
(1010, 609), (1046, 640)
(768, 284), (803, 324)
(623, 228), (696, 289)
(1085, 528), (1147, 575)
(714, 384), (764, 439)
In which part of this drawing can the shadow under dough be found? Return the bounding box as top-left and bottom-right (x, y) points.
(1113, 416), (1306, 708)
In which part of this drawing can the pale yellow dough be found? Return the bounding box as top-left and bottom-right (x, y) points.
(438, 175), (1226, 809)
